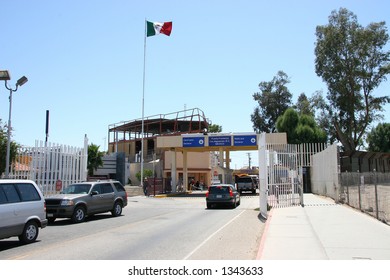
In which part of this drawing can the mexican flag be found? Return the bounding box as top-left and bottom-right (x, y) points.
(146, 21), (172, 37)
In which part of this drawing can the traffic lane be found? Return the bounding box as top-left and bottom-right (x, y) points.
(185, 193), (264, 259)
(0, 198), (184, 259)
(186, 208), (265, 259)
(111, 208), (242, 259)
(89, 198), (249, 259)
(104, 195), (262, 260)
(115, 195), (263, 260)
(1, 196), (254, 260)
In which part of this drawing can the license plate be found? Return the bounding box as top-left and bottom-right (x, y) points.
(47, 213), (54, 217)
(216, 195), (222, 198)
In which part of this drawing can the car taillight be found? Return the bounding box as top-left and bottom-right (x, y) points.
(229, 188), (234, 197)
(206, 191), (209, 198)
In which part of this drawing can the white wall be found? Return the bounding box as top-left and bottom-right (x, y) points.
(311, 144), (340, 201)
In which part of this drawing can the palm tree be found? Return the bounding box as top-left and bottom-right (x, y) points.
(87, 143), (104, 176)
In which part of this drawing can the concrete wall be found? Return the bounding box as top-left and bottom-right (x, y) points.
(163, 150), (210, 169)
(311, 144), (340, 201)
(157, 136), (182, 148)
(129, 161), (163, 186)
(94, 152), (130, 185)
(94, 153), (117, 177)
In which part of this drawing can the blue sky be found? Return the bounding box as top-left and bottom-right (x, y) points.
(1, 0), (389, 168)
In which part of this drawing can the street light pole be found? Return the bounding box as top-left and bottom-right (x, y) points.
(0, 71), (28, 178)
(5, 86), (15, 178)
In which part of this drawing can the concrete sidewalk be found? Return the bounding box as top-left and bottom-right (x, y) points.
(257, 194), (390, 260)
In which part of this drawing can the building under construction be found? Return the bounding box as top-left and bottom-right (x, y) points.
(108, 108), (210, 162)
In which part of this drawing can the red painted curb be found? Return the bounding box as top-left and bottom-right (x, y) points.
(256, 208), (274, 260)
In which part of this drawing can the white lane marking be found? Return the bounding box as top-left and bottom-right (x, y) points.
(182, 209), (246, 260)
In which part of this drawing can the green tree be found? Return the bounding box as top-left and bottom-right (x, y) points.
(208, 124), (222, 133)
(0, 120), (20, 175)
(295, 93), (314, 117)
(87, 143), (104, 176)
(367, 123), (390, 152)
(251, 71), (293, 133)
(136, 169), (153, 181)
(276, 108), (327, 144)
(315, 8), (390, 152)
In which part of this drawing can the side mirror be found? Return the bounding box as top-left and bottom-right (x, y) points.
(91, 191), (99, 196)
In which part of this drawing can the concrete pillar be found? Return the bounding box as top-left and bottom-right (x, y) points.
(226, 150), (230, 170)
(171, 149), (177, 193)
(219, 148), (223, 167)
(183, 150), (188, 192)
(258, 133), (268, 219)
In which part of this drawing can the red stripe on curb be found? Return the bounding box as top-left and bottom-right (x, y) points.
(256, 208), (274, 260)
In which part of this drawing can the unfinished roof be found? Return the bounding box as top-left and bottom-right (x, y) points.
(108, 108), (210, 139)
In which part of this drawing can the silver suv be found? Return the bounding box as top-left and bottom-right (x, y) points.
(45, 180), (128, 223)
(0, 179), (48, 244)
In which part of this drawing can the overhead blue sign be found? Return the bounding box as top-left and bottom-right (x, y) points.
(209, 136), (231, 146)
(182, 136), (205, 147)
(233, 135), (257, 146)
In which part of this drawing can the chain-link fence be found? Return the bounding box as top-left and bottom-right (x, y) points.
(340, 172), (390, 224)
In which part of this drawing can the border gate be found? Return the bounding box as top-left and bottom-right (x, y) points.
(259, 133), (327, 219)
(265, 143), (302, 208)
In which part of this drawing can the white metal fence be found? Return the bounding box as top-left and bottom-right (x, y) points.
(8, 136), (88, 195)
(259, 132), (327, 218)
(266, 143), (302, 208)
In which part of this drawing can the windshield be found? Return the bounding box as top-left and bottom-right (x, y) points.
(62, 184), (92, 194)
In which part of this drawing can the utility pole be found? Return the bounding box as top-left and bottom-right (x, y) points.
(247, 153), (252, 169)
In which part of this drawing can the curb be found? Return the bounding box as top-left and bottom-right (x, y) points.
(256, 208), (274, 260)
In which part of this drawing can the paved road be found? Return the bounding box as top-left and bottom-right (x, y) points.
(0, 193), (264, 260)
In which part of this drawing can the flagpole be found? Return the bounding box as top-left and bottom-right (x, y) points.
(141, 19), (147, 188)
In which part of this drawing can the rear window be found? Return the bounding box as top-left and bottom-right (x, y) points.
(114, 182), (125, 192)
(236, 177), (253, 183)
(16, 183), (41, 201)
(209, 186), (230, 194)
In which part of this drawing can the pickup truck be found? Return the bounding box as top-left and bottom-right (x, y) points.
(235, 176), (256, 194)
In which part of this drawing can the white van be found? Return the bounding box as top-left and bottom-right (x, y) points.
(0, 179), (48, 243)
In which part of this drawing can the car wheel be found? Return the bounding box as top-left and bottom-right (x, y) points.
(206, 202), (212, 209)
(72, 206), (86, 223)
(111, 201), (123, 217)
(18, 221), (39, 244)
(48, 217), (56, 224)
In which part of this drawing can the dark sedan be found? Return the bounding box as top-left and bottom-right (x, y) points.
(206, 184), (240, 209)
